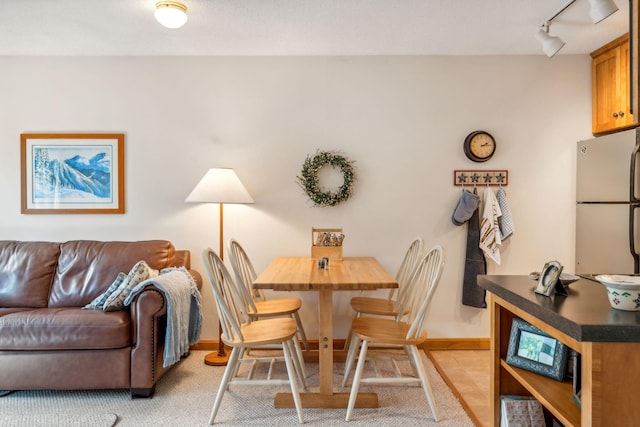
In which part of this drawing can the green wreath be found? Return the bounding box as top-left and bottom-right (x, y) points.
(297, 150), (356, 207)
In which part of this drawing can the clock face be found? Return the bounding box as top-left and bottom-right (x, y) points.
(464, 131), (496, 162)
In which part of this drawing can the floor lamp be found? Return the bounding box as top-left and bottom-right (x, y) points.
(185, 168), (254, 366)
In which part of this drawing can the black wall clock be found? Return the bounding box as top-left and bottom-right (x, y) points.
(463, 131), (496, 162)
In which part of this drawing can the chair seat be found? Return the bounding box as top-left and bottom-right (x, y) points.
(226, 318), (298, 347)
(250, 298), (302, 317)
(351, 317), (427, 346)
(350, 296), (409, 317)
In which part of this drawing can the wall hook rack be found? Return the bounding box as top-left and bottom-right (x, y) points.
(453, 170), (508, 186)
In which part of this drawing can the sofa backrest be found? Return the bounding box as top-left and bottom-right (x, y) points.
(0, 241), (61, 308)
(49, 240), (177, 307)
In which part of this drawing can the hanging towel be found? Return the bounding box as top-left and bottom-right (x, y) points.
(479, 187), (502, 265)
(462, 205), (487, 308)
(496, 187), (515, 240)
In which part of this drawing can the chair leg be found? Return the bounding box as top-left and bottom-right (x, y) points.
(341, 334), (361, 387)
(209, 346), (241, 425)
(287, 339), (308, 390)
(345, 339), (369, 421)
(283, 338), (305, 424)
(292, 312), (310, 351)
(342, 312), (361, 352)
(408, 345), (439, 421)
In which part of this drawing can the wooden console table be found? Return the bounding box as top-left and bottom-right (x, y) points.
(478, 275), (640, 427)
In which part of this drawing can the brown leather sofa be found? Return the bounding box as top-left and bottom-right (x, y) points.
(0, 240), (202, 398)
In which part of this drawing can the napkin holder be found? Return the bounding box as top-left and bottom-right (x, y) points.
(311, 227), (343, 260)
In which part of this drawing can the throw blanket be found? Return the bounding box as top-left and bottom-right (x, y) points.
(125, 267), (202, 367)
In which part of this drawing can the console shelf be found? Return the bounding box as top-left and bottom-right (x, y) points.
(479, 275), (640, 427)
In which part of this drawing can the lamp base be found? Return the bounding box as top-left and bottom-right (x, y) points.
(204, 350), (229, 366)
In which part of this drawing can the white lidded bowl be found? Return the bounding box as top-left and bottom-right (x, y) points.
(595, 275), (640, 311)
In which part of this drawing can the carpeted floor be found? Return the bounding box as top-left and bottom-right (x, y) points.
(0, 350), (473, 426)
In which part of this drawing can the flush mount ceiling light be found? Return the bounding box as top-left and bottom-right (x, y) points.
(536, 0), (618, 57)
(154, 1), (188, 29)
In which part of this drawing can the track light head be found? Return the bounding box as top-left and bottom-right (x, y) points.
(536, 25), (565, 58)
(588, 0), (619, 23)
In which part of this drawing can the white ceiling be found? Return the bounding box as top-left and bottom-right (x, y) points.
(0, 0), (631, 56)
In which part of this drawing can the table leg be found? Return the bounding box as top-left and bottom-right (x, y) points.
(274, 289), (378, 409)
(318, 289), (333, 395)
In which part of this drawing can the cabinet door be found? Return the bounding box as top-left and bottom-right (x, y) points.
(620, 41), (634, 127)
(592, 46), (622, 134)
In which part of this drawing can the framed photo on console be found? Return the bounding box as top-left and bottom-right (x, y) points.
(21, 133), (124, 214)
(506, 318), (568, 381)
(534, 260), (564, 297)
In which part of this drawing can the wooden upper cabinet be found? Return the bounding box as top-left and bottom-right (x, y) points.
(591, 33), (635, 135)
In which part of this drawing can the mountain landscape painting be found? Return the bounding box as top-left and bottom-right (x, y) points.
(21, 133), (124, 214)
(32, 145), (113, 203)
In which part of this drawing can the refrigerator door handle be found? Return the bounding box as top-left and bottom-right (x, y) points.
(631, 134), (640, 203)
(631, 204), (640, 274)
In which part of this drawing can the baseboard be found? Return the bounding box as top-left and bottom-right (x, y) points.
(422, 337), (490, 351)
(191, 338), (489, 352)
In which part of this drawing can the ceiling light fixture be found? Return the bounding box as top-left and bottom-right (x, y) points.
(536, 24), (566, 58)
(536, 0), (618, 57)
(588, 0), (619, 23)
(154, 1), (188, 29)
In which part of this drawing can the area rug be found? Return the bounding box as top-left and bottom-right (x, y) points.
(0, 350), (473, 426)
(0, 413), (117, 426)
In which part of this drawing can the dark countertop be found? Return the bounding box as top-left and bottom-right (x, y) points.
(478, 275), (640, 342)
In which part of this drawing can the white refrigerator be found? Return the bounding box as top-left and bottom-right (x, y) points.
(576, 128), (640, 274)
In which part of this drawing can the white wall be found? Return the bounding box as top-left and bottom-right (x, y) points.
(0, 55), (592, 340)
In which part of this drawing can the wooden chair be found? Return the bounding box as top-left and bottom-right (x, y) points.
(344, 238), (423, 350)
(342, 245), (444, 422)
(228, 238), (310, 351)
(202, 248), (305, 424)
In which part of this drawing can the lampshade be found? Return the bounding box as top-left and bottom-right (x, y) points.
(588, 0), (618, 24)
(185, 168), (254, 204)
(154, 1), (188, 29)
(535, 28), (565, 58)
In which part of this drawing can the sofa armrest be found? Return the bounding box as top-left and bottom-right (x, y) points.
(129, 285), (167, 396)
(174, 249), (202, 290)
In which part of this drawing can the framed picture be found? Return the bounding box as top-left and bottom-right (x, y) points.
(534, 260), (564, 297)
(506, 318), (568, 381)
(21, 133), (124, 214)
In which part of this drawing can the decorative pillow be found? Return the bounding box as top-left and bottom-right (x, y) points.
(83, 272), (126, 310)
(103, 260), (159, 312)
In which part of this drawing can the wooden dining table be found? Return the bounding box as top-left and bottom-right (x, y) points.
(253, 256), (398, 409)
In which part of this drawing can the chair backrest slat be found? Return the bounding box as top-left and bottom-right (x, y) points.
(203, 247), (248, 344)
(390, 237), (424, 304)
(397, 245), (444, 340)
(228, 238), (265, 307)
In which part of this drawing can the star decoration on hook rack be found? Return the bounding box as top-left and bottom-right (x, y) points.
(453, 170), (509, 186)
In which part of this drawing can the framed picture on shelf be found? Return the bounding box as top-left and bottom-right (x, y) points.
(534, 260), (564, 296)
(506, 318), (568, 381)
(21, 133), (125, 214)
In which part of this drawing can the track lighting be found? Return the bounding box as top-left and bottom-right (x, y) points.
(589, 0), (619, 23)
(536, 24), (566, 58)
(536, 0), (618, 57)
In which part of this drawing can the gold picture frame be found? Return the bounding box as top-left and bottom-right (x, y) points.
(21, 133), (125, 214)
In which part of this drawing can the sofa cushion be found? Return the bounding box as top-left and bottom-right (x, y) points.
(0, 308), (131, 350)
(0, 241), (60, 308)
(49, 240), (176, 308)
(103, 261), (158, 311)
